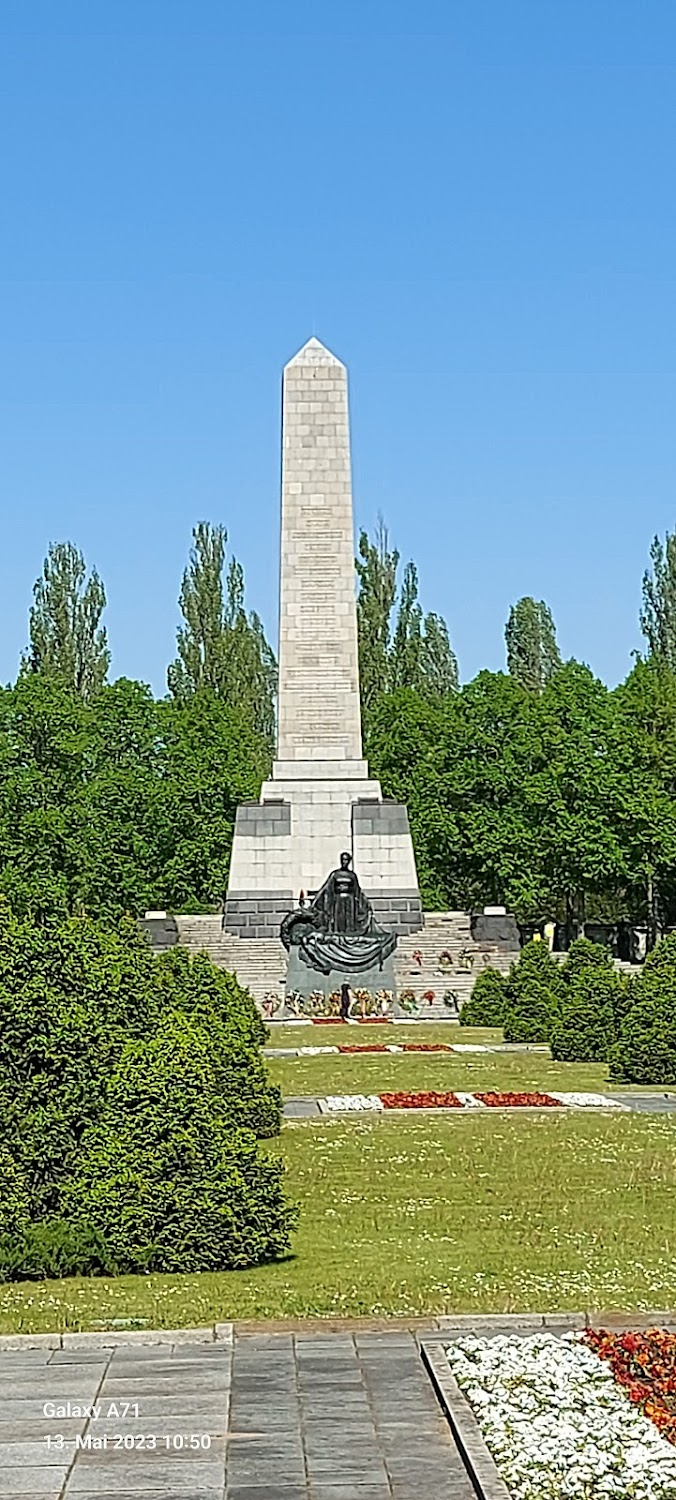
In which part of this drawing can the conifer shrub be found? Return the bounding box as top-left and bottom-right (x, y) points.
(501, 940), (563, 1043)
(610, 933), (676, 1084)
(0, 906), (292, 1277)
(65, 1016), (297, 1273)
(460, 967), (508, 1027)
(550, 939), (628, 1063)
(550, 968), (622, 1062)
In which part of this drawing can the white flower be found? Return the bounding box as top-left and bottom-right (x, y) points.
(445, 1332), (676, 1499)
(549, 1092), (631, 1109)
(318, 1094), (384, 1112)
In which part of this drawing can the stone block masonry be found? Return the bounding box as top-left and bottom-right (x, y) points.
(224, 336), (422, 943)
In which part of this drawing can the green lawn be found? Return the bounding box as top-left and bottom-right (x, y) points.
(1, 1112), (676, 1331)
(267, 1023), (675, 1096)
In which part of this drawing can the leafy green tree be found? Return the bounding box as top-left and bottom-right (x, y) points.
(0, 674), (90, 921)
(65, 1013), (296, 1274)
(153, 691), (270, 912)
(534, 663), (625, 932)
(167, 523), (277, 745)
(419, 613), (459, 696)
(550, 939), (627, 1063)
(640, 531), (676, 669)
(610, 659), (676, 932)
(502, 939), (563, 1042)
(505, 596), (561, 693)
(23, 542), (110, 697)
(460, 967), (508, 1027)
(355, 518), (398, 720)
(390, 562), (459, 695)
(356, 523), (458, 734)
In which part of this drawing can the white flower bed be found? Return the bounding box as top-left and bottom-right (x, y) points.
(445, 1332), (676, 1499)
(549, 1091), (630, 1110)
(297, 1046), (339, 1056)
(318, 1094), (384, 1113)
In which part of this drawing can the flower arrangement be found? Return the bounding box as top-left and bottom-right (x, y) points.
(584, 1328), (676, 1444)
(319, 1094), (384, 1112)
(446, 1332), (676, 1499)
(375, 988), (393, 1014)
(380, 1090), (462, 1109)
(422, 989), (436, 1005)
(401, 1042), (452, 1052)
(475, 1090), (563, 1107)
(337, 1043), (390, 1053)
(412, 949), (423, 967)
(443, 989), (460, 1012)
(437, 950), (453, 971)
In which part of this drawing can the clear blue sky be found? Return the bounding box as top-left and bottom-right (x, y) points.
(2, 1), (676, 693)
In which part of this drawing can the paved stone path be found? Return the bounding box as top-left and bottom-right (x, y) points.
(0, 1331), (473, 1498)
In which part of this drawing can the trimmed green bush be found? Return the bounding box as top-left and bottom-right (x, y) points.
(499, 940), (563, 1042)
(549, 939), (628, 1064)
(460, 967), (508, 1027)
(550, 968), (621, 1062)
(503, 979), (559, 1043)
(0, 1220), (111, 1283)
(0, 906), (293, 1275)
(65, 1015), (297, 1273)
(610, 933), (676, 1084)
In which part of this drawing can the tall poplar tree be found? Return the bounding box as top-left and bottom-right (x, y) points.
(640, 531), (676, 670)
(24, 541), (110, 698)
(505, 596), (561, 693)
(356, 520), (458, 720)
(167, 522), (277, 745)
(355, 518), (398, 717)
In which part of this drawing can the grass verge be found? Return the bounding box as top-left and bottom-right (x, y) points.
(1, 1112), (675, 1331)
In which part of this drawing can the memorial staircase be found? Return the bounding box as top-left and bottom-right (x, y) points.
(166, 911), (518, 1016)
(393, 912), (515, 1018)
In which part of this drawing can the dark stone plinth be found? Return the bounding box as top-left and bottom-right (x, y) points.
(223, 890), (294, 938)
(470, 912), (519, 950)
(139, 915), (178, 951)
(368, 891), (423, 935)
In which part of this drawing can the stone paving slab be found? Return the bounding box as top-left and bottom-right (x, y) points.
(4, 1316), (676, 1495)
(0, 1329), (482, 1499)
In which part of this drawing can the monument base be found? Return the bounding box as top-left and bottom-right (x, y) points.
(285, 947), (397, 1003)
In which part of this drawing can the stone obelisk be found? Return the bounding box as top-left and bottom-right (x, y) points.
(224, 337), (421, 940)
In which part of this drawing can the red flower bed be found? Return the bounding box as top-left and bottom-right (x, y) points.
(337, 1044), (390, 1053)
(379, 1090), (463, 1109)
(584, 1328), (676, 1444)
(475, 1090), (563, 1108)
(311, 1017), (345, 1024)
(402, 1043), (453, 1052)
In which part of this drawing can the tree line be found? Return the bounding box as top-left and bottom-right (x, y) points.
(6, 519), (676, 928)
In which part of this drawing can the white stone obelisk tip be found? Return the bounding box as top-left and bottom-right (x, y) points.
(285, 336), (345, 369)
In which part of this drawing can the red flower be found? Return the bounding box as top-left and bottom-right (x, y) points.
(584, 1327), (676, 1444)
(475, 1091), (563, 1108)
(337, 1044), (389, 1053)
(402, 1043), (453, 1052)
(379, 1090), (463, 1109)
